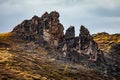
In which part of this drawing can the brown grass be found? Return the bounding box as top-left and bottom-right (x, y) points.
(0, 32), (115, 80)
(94, 33), (120, 53)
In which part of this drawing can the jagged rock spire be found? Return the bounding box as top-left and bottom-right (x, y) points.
(64, 26), (75, 40)
(79, 25), (100, 61)
(80, 25), (90, 36)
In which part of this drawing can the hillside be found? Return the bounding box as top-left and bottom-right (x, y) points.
(0, 33), (113, 80)
(93, 32), (120, 53)
(0, 11), (120, 80)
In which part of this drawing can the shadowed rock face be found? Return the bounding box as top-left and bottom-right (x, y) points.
(79, 25), (93, 50)
(110, 43), (120, 65)
(79, 25), (99, 61)
(64, 26), (75, 40)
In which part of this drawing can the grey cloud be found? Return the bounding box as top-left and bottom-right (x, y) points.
(0, 0), (120, 34)
(90, 7), (120, 17)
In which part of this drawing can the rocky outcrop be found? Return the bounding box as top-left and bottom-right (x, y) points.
(59, 25), (105, 64)
(79, 25), (98, 61)
(12, 11), (64, 47)
(42, 11), (64, 47)
(12, 11), (105, 63)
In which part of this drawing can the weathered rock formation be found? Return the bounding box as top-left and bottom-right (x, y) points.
(12, 11), (64, 47)
(59, 25), (105, 63)
(12, 11), (105, 64)
(79, 25), (98, 61)
(42, 11), (64, 47)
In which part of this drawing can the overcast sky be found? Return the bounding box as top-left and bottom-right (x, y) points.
(0, 0), (120, 35)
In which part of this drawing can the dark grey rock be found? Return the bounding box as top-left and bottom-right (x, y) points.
(64, 26), (75, 40)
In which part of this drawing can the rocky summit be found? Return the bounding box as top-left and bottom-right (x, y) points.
(12, 11), (64, 47)
(0, 11), (120, 80)
(12, 11), (105, 63)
